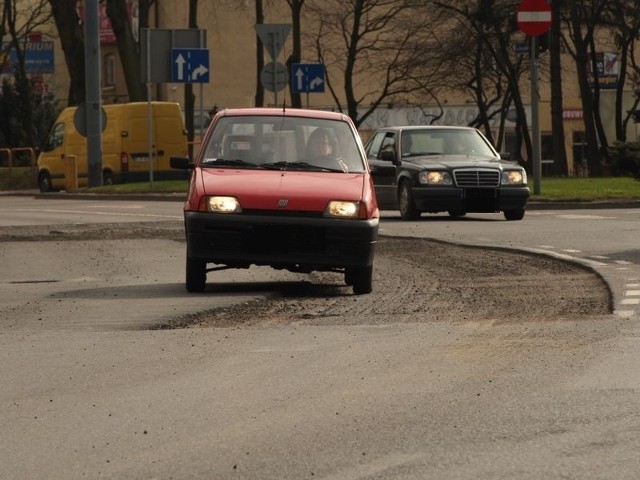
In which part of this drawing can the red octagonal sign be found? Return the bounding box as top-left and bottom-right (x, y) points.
(517, 0), (552, 36)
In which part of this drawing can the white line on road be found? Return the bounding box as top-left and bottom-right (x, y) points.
(15, 208), (181, 220)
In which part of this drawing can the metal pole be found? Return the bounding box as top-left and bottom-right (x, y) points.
(531, 35), (542, 195)
(199, 84), (204, 137)
(84, 0), (102, 187)
(270, 32), (278, 106)
(199, 30), (205, 138)
(147, 28), (154, 186)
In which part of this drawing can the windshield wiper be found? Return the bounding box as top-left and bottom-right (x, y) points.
(261, 161), (344, 172)
(261, 161), (301, 170)
(404, 151), (442, 157)
(200, 158), (258, 167)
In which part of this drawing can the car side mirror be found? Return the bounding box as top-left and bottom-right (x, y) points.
(380, 150), (399, 165)
(499, 152), (511, 160)
(170, 156), (193, 170)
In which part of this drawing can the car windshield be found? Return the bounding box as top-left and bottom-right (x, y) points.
(199, 115), (366, 173)
(401, 129), (497, 158)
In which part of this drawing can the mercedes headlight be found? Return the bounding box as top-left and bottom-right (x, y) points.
(502, 170), (527, 185)
(419, 171), (453, 185)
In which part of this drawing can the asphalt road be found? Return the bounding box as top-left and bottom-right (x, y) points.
(3, 193), (637, 318)
(2, 193), (640, 479)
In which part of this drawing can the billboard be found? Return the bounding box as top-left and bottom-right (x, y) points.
(1, 41), (54, 74)
(77, 1), (139, 45)
(588, 52), (620, 90)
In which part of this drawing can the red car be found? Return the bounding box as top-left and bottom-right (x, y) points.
(171, 108), (379, 294)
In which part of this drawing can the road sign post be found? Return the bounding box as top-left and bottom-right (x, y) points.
(255, 24), (291, 106)
(517, 0), (552, 196)
(140, 28), (206, 186)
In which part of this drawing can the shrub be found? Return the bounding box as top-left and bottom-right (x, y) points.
(0, 77), (59, 150)
(608, 141), (640, 179)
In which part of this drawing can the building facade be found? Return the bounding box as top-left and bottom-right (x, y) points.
(4, 1), (639, 175)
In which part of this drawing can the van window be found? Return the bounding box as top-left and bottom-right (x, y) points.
(43, 122), (64, 152)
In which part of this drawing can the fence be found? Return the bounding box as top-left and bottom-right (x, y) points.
(0, 147), (38, 170)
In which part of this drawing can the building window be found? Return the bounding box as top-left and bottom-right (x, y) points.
(103, 53), (116, 88)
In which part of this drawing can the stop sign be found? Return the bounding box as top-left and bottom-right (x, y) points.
(517, 0), (552, 36)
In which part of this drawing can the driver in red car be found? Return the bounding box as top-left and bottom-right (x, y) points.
(306, 127), (348, 171)
(307, 128), (334, 160)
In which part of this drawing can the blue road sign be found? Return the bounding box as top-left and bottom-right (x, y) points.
(171, 48), (210, 83)
(1, 41), (55, 74)
(291, 63), (325, 94)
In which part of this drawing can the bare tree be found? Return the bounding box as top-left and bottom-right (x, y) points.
(254, 0), (265, 107)
(1, 0), (53, 147)
(605, 0), (640, 143)
(432, 0), (534, 168)
(48, 0), (85, 105)
(285, 0), (303, 108)
(138, 0), (152, 30)
(184, 0), (198, 157)
(105, 0), (145, 101)
(561, 0), (610, 175)
(549, 0), (568, 175)
(430, 5), (520, 149)
(305, 0), (447, 128)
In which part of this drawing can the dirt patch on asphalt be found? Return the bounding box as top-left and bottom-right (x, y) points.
(1, 223), (610, 328)
(167, 236), (612, 328)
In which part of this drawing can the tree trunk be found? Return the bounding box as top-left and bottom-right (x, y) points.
(184, 0), (198, 158)
(287, 0), (303, 108)
(48, 0), (85, 105)
(255, 0), (265, 107)
(569, 5), (602, 176)
(106, 0), (145, 102)
(3, 1), (34, 147)
(587, 36), (609, 163)
(549, 0), (567, 175)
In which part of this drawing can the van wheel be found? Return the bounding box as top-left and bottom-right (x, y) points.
(186, 255), (207, 292)
(103, 171), (114, 186)
(38, 171), (53, 192)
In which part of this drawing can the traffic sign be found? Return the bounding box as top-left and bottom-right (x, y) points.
(516, 0), (552, 37)
(73, 103), (107, 137)
(255, 24), (291, 60)
(291, 63), (325, 94)
(260, 61), (288, 92)
(141, 29), (206, 83)
(171, 48), (210, 83)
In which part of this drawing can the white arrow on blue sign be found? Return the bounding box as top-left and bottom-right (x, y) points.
(292, 63), (325, 94)
(172, 48), (210, 83)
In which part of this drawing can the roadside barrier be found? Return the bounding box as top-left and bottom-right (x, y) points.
(64, 155), (78, 190)
(0, 147), (38, 171)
